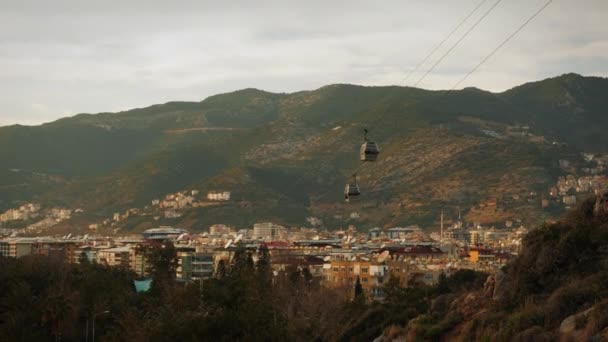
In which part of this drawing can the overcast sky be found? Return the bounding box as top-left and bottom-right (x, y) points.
(1, 0), (606, 126)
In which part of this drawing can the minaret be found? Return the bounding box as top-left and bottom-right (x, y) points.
(440, 209), (444, 241)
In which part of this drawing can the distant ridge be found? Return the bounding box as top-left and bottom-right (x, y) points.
(0, 73), (607, 231)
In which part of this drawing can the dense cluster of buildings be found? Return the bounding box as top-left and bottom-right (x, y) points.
(0, 203), (74, 224)
(1, 220), (524, 301)
(549, 174), (608, 207)
(207, 191), (231, 201)
(0, 203), (75, 234)
(548, 153), (608, 208)
(0, 203), (41, 222)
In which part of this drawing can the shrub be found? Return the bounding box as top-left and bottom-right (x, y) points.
(544, 278), (595, 325)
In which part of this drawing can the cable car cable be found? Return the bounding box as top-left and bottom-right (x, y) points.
(402, 0), (490, 85)
(363, 0), (503, 136)
(413, 0), (504, 88)
(450, 0), (554, 90)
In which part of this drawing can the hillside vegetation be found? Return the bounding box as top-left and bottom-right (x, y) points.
(0, 73), (606, 230)
(389, 195), (608, 341)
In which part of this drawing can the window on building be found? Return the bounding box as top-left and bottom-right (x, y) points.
(349, 267), (353, 272)
(362, 277), (368, 283)
(333, 267), (338, 272)
(361, 267), (368, 273)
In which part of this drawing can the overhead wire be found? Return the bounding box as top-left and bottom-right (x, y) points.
(450, 0), (554, 90)
(413, 0), (504, 88)
(401, 0), (490, 85)
(363, 0), (503, 135)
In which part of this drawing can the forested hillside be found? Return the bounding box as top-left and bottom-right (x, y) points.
(1, 74), (606, 230)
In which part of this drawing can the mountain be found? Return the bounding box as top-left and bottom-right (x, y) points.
(0, 73), (607, 232)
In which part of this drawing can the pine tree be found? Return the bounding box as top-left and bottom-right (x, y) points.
(354, 276), (364, 302)
(230, 244), (254, 278)
(216, 259), (227, 279)
(137, 240), (178, 290)
(256, 243), (272, 283)
(437, 271), (449, 294)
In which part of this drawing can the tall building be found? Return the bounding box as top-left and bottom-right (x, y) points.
(322, 257), (388, 300)
(176, 247), (215, 282)
(97, 247), (131, 268)
(209, 224), (232, 236)
(252, 222), (286, 240)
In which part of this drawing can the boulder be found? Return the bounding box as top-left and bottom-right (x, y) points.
(559, 307), (593, 340)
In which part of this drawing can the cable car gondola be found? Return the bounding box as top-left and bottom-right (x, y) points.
(360, 128), (380, 161)
(344, 174), (361, 202)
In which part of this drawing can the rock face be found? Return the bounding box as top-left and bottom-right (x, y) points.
(559, 307), (593, 340)
(483, 275), (495, 297)
(594, 192), (608, 216)
(493, 269), (506, 301)
(559, 315), (578, 335)
(431, 294), (457, 314)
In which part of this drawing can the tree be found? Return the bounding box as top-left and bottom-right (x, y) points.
(437, 271), (449, 294)
(216, 259), (227, 279)
(384, 274), (403, 303)
(230, 244), (254, 278)
(42, 292), (75, 342)
(78, 251), (90, 265)
(354, 276), (364, 302)
(137, 240), (178, 288)
(256, 243), (272, 286)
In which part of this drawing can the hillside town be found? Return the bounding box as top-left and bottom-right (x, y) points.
(1, 151), (606, 302)
(0, 218), (526, 301)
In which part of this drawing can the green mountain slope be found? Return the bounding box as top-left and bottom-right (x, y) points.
(0, 73), (606, 230)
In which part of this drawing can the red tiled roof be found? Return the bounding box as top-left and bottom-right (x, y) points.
(380, 245), (444, 255)
(265, 241), (292, 249)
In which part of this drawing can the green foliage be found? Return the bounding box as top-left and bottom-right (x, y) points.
(445, 269), (488, 292)
(0, 256), (135, 341)
(433, 196), (608, 340)
(137, 240), (178, 287)
(502, 197), (608, 307)
(1, 74), (606, 225)
(0, 244), (330, 341)
(6, 196), (608, 341)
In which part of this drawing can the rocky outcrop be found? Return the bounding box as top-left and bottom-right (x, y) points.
(493, 268), (506, 301)
(559, 304), (607, 341)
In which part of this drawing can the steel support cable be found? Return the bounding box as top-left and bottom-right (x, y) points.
(451, 0), (554, 90)
(365, 0), (503, 140)
(402, 0), (490, 85)
(413, 0), (504, 88)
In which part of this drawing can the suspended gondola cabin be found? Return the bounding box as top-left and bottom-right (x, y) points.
(360, 128), (380, 161)
(360, 141), (380, 161)
(344, 174), (361, 201)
